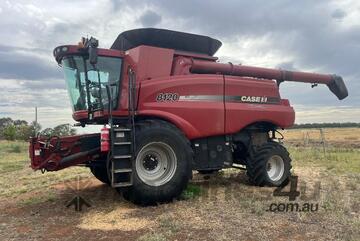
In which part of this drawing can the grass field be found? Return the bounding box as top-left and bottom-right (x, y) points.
(0, 128), (359, 241)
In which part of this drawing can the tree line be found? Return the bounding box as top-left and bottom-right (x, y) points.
(0, 117), (76, 141)
(1, 116), (358, 140)
(289, 122), (360, 129)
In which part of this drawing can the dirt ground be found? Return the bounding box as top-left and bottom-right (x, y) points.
(0, 128), (359, 241)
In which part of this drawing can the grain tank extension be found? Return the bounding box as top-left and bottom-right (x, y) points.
(29, 28), (348, 204)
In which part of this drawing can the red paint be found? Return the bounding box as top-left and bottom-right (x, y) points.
(55, 44), (346, 137)
(190, 59), (333, 84)
(30, 33), (348, 170)
(224, 76), (294, 133)
(29, 134), (100, 171)
(100, 126), (110, 152)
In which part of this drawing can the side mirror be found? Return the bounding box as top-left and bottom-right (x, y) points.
(89, 46), (98, 65)
(87, 37), (99, 65)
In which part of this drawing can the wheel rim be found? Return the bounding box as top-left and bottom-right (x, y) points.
(266, 155), (285, 182)
(135, 142), (177, 186)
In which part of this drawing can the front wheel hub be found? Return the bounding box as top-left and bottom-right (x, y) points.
(266, 155), (285, 182)
(143, 155), (159, 171)
(135, 142), (177, 186)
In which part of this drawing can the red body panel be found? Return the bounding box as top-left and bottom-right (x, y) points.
(137, 74), (294, 139)
(138, 75), (225, 139)
(224, 76), (294, 133)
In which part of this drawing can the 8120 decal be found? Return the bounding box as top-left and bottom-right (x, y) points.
(156, 93), (179, 102)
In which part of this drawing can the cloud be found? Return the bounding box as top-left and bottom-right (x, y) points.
(138, 10), (162, 27)
(145, 0), (360, 107)
(0, 45), (62, 80)
(331, 8), (347, 19)
(1, 0), (359, 128)
(294, 105), (360, 123)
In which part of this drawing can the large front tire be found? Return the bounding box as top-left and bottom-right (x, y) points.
(246, 142), (291, 186)
(90, 165), (110, 185)
(121, 120), (193, 205)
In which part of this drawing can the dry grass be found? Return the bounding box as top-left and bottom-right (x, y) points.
(282, 127), (360, 142)
(0, 129), (359, 241)
(78, 202), (156, 231)
(0, 140), (91, 203)
(282, 127), (360, 148)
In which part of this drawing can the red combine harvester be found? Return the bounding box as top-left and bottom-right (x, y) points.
(29, 28), (348, 204)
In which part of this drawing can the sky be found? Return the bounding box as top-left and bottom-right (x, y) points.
(0, 0), (359, 130)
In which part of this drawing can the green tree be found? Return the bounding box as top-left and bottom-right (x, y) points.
(0, 117), (13, 128)
(0, 117), (13, 139)
(15, 124), (33, 141)
(13, 120), (28, 126)
(52, 124), (76, 136)
(29, 121), (42, 136)
(3, 125), (16, 141)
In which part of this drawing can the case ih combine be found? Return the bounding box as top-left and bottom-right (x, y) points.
(29, 28), (348, 204)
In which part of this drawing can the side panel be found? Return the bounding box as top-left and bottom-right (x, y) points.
(191, 136), (233, 170)
(126, 45), (174, 81)
(120, 46), (175, 111)
(137, 75), (224, 139)
(225, 76), (295, 133)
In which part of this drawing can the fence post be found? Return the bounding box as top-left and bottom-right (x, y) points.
(319, 128), (326, 155)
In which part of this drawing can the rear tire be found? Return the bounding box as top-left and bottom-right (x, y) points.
(90, 165), (110, 185)
(121, 120), (193, 205)
(246, 142), (291, 186)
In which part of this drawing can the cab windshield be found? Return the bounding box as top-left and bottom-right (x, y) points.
(61, 56), (122, 112)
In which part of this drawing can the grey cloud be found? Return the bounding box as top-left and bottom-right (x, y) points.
(110, 0), (127, 12)
(146, 0), (330, 37)
(138, 0), (359, 107)
(138, 10), (162, 27)
(0, 83), (69, 109)
(22, 79), (66, 90)
(0, 45), (62, 80)
(276, 61), (297, 71)
(122, 0), (360, 73)
(331, 8), (347, 19)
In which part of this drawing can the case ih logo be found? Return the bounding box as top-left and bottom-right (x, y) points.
(240, 96), (268, 103)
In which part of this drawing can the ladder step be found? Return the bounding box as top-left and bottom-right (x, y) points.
(114, 168), (132, 173)
(113, 155), (132, 159)
(114, 128), (132, 132)
(114, 142), (131, 145)
(110, 125), (133, 188)
(113, 182), (132, 187)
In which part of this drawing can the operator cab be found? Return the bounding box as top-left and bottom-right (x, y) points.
(61, 55), (122, 111)
(53, 38), (124, 123)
